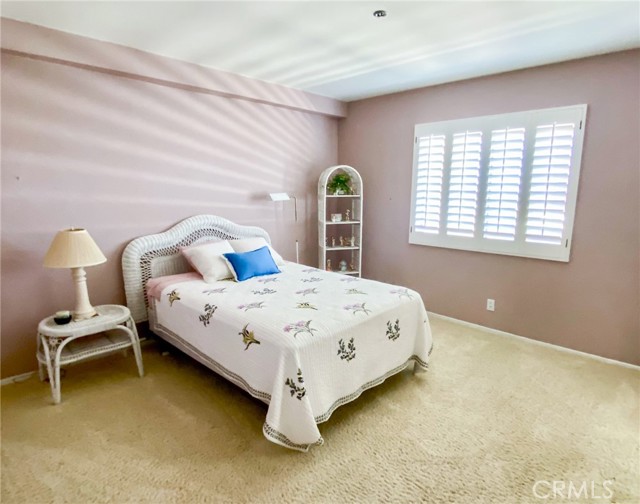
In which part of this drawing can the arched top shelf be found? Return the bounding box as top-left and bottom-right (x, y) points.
(318, 165), (363, 197)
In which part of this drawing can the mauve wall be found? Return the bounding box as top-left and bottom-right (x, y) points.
(1, 23), (339, 378)
(338, 50), (640, 365)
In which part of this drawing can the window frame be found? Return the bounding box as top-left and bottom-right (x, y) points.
(409, 104), (587, 262)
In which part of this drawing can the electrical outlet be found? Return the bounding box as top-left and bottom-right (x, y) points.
(486, 298), (495, 312)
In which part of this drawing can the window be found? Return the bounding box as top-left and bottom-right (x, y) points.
(409, 105), (587, 262)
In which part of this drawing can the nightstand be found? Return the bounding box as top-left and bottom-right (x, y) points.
(37, 304), (144, 404)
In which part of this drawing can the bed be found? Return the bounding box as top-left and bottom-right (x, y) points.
(122, 215), (433, 451)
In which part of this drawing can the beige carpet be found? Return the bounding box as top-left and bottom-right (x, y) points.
(2, 317), (638, 504)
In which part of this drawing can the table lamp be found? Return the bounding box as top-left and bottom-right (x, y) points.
(43, 228), (107, 321)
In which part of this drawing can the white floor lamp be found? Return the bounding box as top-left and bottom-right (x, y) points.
(269, 192), (299, 263)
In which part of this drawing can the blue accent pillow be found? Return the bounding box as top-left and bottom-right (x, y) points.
(222, 246), (281, 282)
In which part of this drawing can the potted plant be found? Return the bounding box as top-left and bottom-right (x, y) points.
(327, 172), (353, 195)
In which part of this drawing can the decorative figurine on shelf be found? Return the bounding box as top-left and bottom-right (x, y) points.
(327, 259), (332, 271)
(349, 262), (355, 271)
(339, 260), (348, 272)
(345, 209), (350, 221)
(331, 237), (336, 247)
(350, 236), (355, 246)
(339, 236), (344, 247)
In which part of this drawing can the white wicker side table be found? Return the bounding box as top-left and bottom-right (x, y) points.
(37, 304), (144, 404)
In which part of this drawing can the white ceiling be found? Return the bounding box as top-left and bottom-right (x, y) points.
(2, 1), (639, 101)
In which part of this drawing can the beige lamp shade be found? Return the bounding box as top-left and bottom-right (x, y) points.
(44, 228), (107, 268)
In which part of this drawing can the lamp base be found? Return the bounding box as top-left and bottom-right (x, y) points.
(71, 267), (98, 321)
(72, 308), (98, 321)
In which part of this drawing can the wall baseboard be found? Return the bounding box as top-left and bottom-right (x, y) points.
(1, 371), (36, 386)
(428, 312), (640, 371)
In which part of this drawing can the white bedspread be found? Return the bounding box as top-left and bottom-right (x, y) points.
(150, 262), (433, 451)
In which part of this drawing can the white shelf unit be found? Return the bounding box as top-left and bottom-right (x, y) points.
(318, 165), (363, 277)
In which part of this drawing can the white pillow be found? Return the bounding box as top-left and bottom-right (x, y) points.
(228, 237), (285, 266)
(180, 240), (235, 283)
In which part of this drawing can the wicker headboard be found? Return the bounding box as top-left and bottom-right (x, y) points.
(122, 215), (271, 322)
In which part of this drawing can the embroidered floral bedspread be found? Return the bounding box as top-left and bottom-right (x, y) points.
(150, 262), (433, 451)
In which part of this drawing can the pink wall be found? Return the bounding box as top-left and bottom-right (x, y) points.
(2, 19), (637, 378)
(1, 22), (340, 378)
(338, 50), (640, 365)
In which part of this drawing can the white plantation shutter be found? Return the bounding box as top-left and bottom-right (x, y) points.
(413, 135), (446, 234)
(446, 131), (482, 237)
(525, 123), (575, 245)
(409, 105), (586, 262)
(483, 127), (525, 241)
